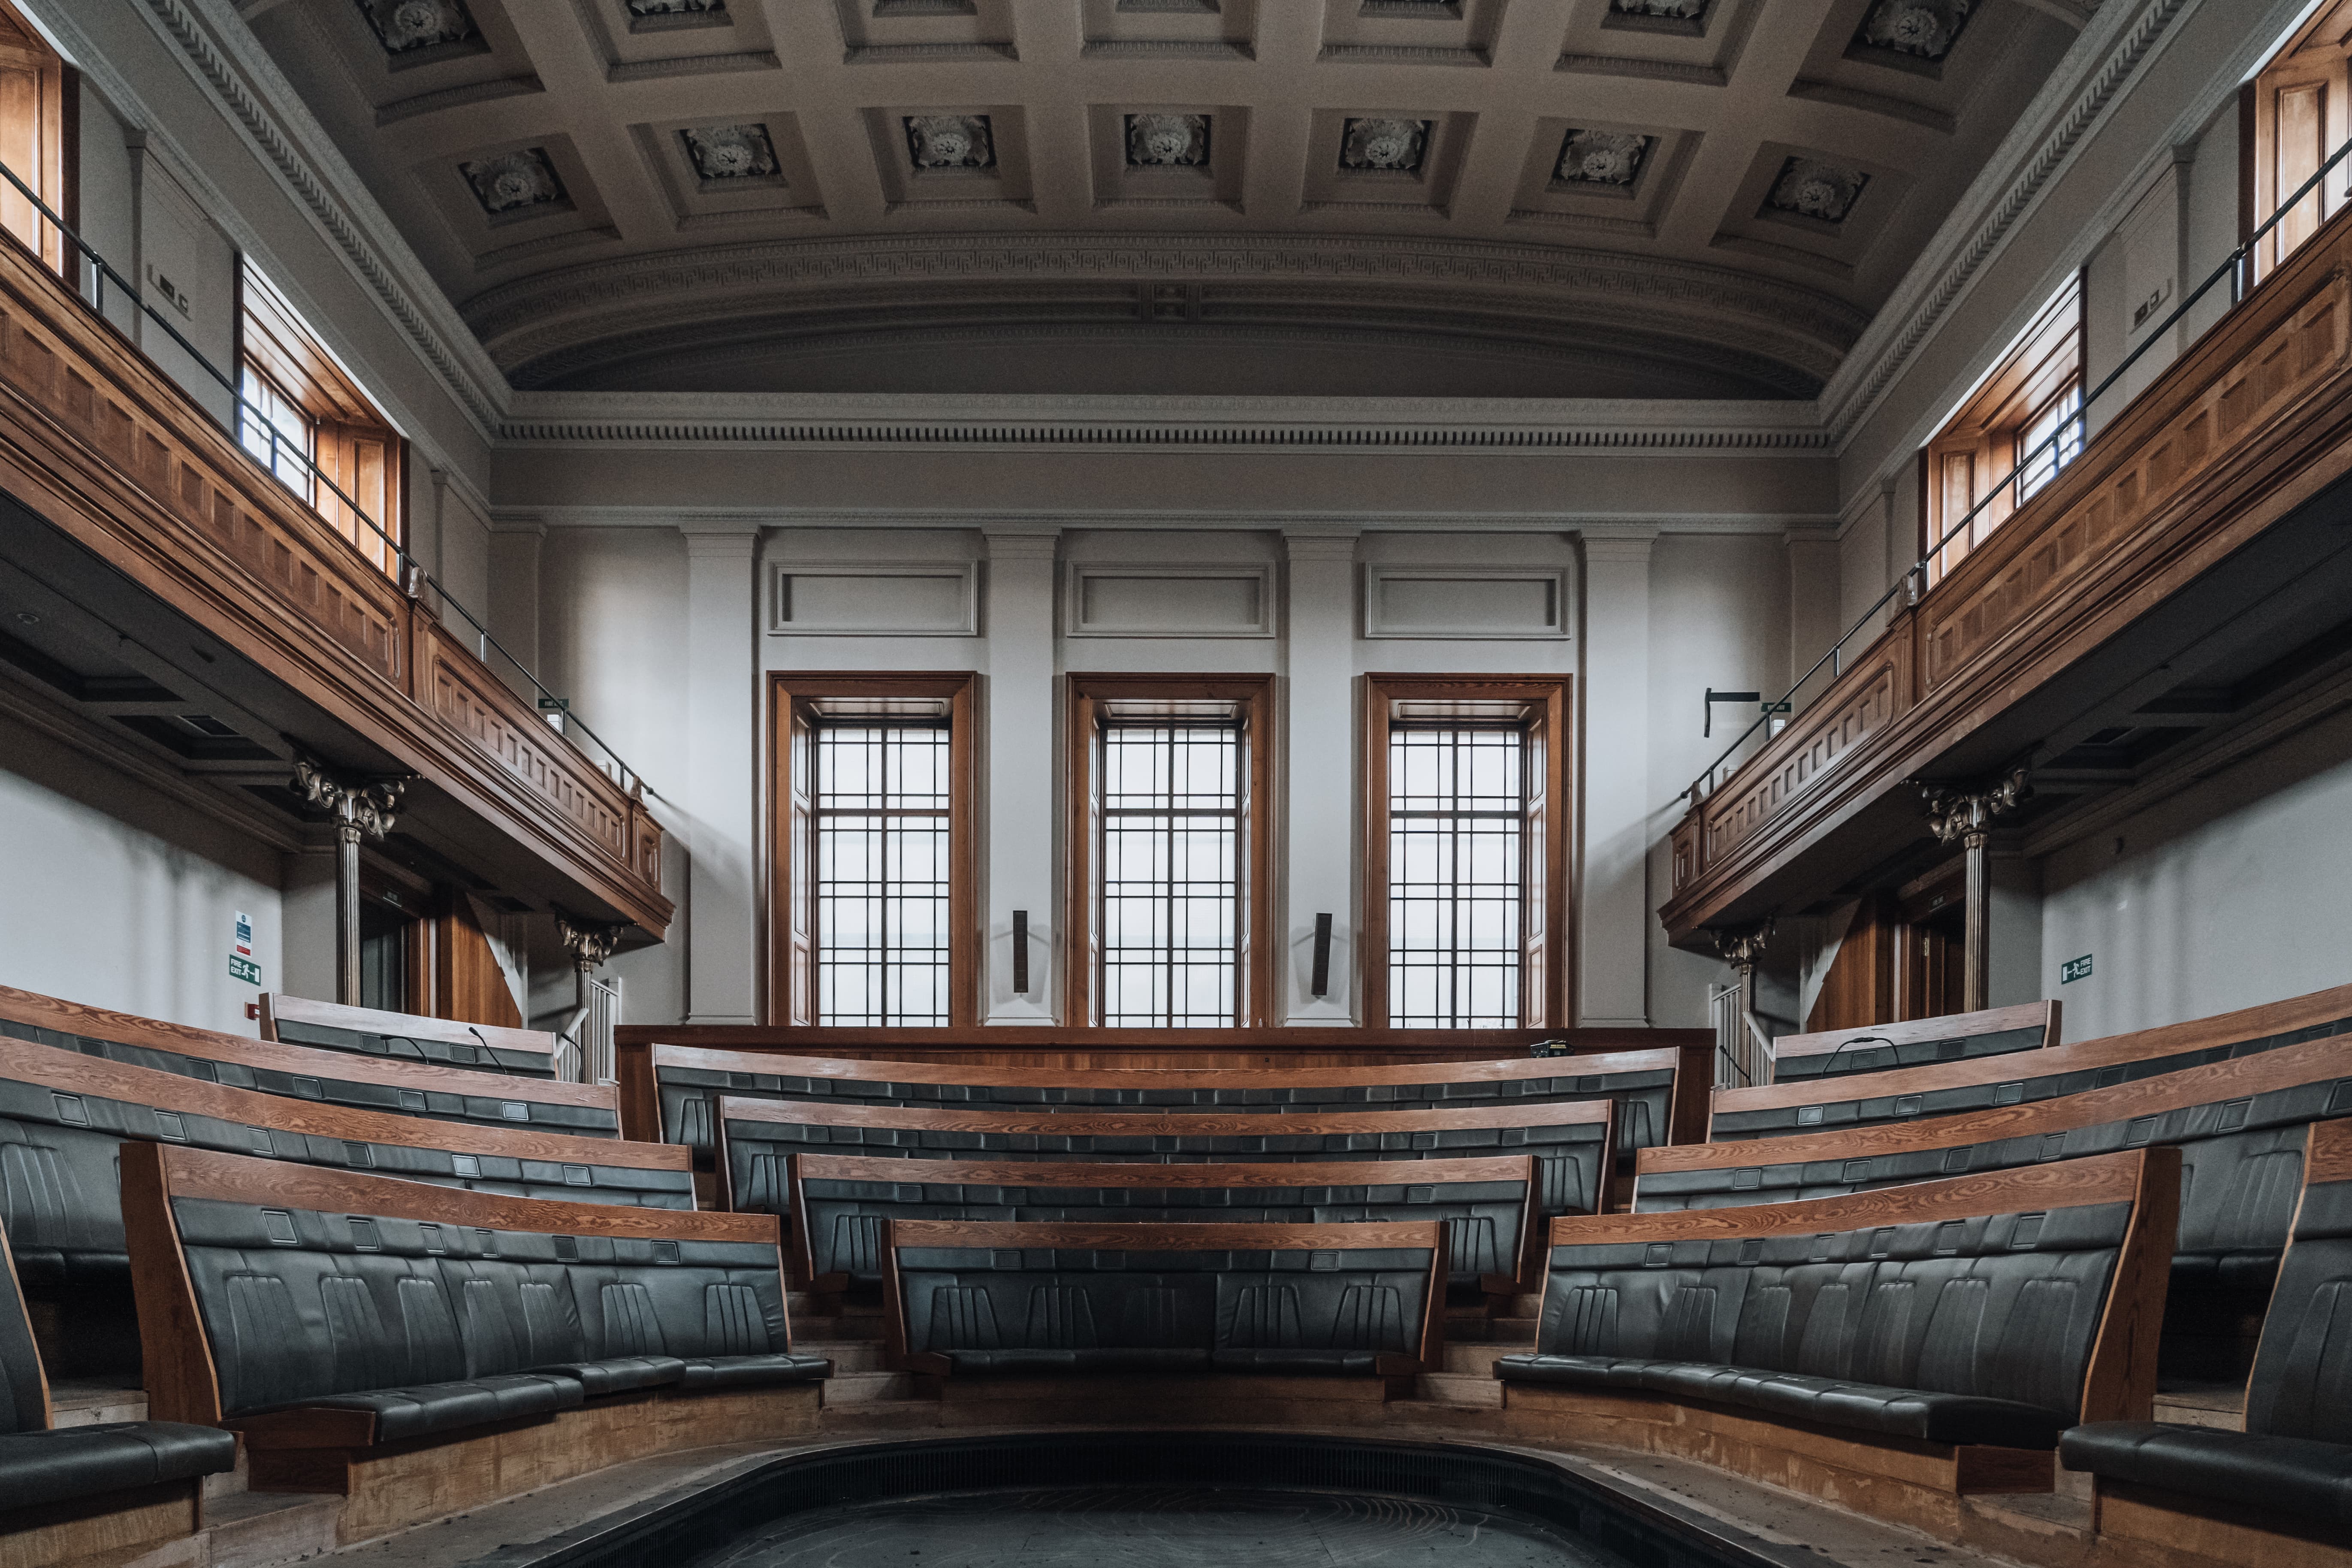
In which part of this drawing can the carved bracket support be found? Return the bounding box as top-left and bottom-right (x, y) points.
(556, 912), (625, 974)
(293, 756), (408, 846)
(1710, 919), (1775, 973)
(1922, 765), (2032, 850)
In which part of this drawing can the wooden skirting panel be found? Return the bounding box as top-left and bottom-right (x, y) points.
(900, 1372), (1416, 1431)
(0, 1479), (201, 1568)
(242, 1385), (820, 1544)
(2091, 1480), (2352, 1568)
(1499, 1384), (2054, 1537)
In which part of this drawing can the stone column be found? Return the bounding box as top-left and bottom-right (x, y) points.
(1282, 529), (1359, 1024)
(681, 525), (761, 1024)
(1578, 528), (1658, 1028)
(291, 758), (405, 1006)
(984, 529), (1060, 1022)
(1924, 768), (2033, 1013)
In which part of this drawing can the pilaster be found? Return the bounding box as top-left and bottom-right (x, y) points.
(1282, 529), (1360, 1024)
(984, 528), (1060, 1022)
(1578, 527), (1657, 1028)
(682, 524), (761, 1024)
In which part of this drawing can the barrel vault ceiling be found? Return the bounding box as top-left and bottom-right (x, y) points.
(236, 0), (2087, 399)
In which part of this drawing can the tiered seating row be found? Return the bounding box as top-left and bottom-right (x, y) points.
(641, 1042), (1690, 1169)
(120, 1144), (829, 1542)
(788, 1153), (1540, 1293)
(1, 983), (619, 1135)
(716, 1095), (1617, 1231)
(1766, 1000), (2060, 1082)
(261, 993), (559, 1078)
(1716, 982), (2352, 1139)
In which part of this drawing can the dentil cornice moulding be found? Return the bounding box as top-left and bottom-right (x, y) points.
(492, 393), (1833, 453)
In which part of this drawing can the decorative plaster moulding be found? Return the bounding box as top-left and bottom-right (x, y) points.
(1363, 565), (1573, 640)
(768, 561), (980, 636)
(495, 393), (1833, 451)
(1065, 562), (1275, 638)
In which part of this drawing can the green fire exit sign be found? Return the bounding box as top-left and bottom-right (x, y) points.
(2060, 954), (2093, 984)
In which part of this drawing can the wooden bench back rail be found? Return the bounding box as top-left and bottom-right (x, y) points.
(1523, 1149), (2177, 1431)
(1710, 982), (2352, 1140)
(261, 994), (557, 1079)
(118, 1144), (797, 1433)
(645, 1042), (1683, 1167)
(0, 1036), (692, 1295)
(716, 1095), (1618, 1222)
(882, 1218), (1449, 1379)
(0, 983), (618, 1135)
(781, 1152), (1541, 1294)
(1768, 1002), (2059, 1083)
(1646, 1036), (2352, 1348)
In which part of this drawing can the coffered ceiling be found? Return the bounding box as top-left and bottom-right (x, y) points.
(238, 0), (2086, 399)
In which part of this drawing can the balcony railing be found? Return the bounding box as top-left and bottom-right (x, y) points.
(1663, 134), (2352, 938)
(0, 159), (668, 931)
(1682, 133), (2352, 810)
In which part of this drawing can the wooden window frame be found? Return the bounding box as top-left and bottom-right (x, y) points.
(767, 671), (979, 1029)
(235, 259), (405, 576)
(2247, 3), (2352, 288)
(1361, 674), (1573, 1032)
(1065, 672), (1274, 1030)
(1919, 272), (2085, 583)
(0, 3), (74, 279)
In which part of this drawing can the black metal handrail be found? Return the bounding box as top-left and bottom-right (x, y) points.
(0, 158), (659, 806)
(1680, 131), (2352, 810)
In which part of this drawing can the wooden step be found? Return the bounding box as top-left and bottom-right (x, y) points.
(1410, 1372), (1505, 1408)
(1439, 1342), (1521, 1375)
(800, 1339), (888, 1374)
(821, 1371), (918, 1405)
(46, 1378), (146, 1428)
(200, 1488), (342, 1568)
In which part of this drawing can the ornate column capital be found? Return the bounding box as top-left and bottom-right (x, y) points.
(1710, 918), (1774, 970)
(1921, 766), (2032, 849)
(293, 757), (407, 844)
(555, 913), (626, 973)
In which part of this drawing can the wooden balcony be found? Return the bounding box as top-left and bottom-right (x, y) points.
(1663, 204), (2352, 947)
(0, 228), (670, 935)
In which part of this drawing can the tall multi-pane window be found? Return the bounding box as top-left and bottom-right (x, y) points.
(237, 363), (316, 505)
(1098, 722), (1241, 1027)
(812, 721), (952, 1026)
(1388, 726), (1524, 1027)
(1922, 275), (2082, 584)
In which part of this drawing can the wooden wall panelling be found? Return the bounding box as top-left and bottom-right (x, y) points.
(1804, 892), (1899, 1033)
(0, 226), (668, 933)
(430, 891), (523, 1030)
(1662, 195), (2352, 947)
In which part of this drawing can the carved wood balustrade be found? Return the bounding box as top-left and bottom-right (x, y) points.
(0, 226), (670, 935)
(1663, 209), (2352, 947)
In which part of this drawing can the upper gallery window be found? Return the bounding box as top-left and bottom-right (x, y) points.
(236, 260), (405, 575)
(0, 3), (70, 279)
(770, 674), (978, 1027)
(2248, 0), (2352, 288)
(1921, 274), (2083, 585)
(1067, 676), (1272, 1029)
(1364, 677), (1570, 1031)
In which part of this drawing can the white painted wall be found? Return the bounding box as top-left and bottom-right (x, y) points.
(0, 713), (281, 1035)
(2039, 710), (2352, 1039)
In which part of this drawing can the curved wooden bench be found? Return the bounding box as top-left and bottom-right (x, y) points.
(2063, 1119), (2352, 1564)
(260, 994), (556, 1077)
(0, 1033), (691, 1316)
(1710, 982), (2352, 1141)
(1497, 1149), (2178, 1535)
(882, 1219), (1449, 1391)
(779, 1152), (1542, 1295)
(1646, 1032), (2352, 1381)
(1768, 1001), (2058, 1082)
(640, 1042), (1686, 1177)
(0, 984), (618, 1135)
(119, 1145), (826, 1547)
(714, 1096), (1618, 1224)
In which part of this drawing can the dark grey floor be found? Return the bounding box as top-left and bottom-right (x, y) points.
(688, 1485), (1627, 1567)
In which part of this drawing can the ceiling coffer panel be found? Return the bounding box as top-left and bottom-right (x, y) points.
(235, 0), (2083, 399)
